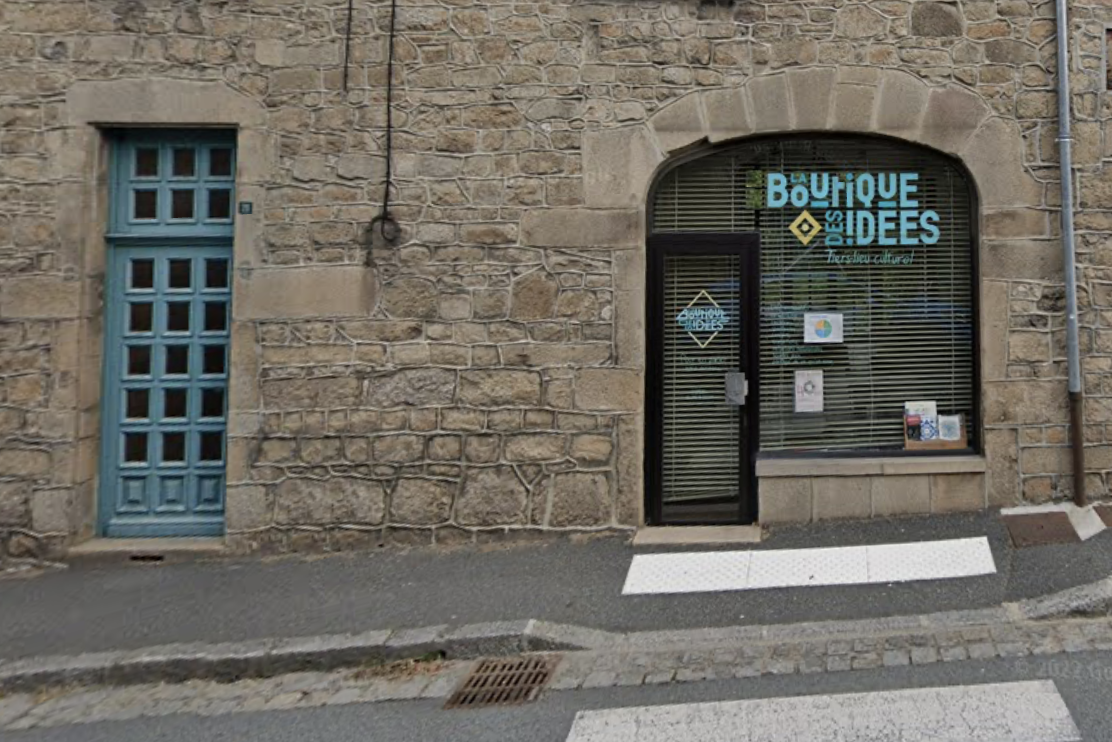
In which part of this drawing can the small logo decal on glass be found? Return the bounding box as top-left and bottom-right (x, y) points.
(676, 290), (730, 348)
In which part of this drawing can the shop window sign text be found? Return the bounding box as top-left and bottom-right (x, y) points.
(677, 306), (727, 332)
(765, 172), (942, 250)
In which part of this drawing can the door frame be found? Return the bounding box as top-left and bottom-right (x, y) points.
(645, 233), (762, 526)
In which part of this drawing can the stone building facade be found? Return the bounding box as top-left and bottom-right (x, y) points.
(0, 0), (1110, 556)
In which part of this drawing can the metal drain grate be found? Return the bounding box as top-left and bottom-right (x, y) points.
(445, 656), (559, 709)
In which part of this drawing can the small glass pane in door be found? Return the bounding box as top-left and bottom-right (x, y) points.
(207, 189), (232, 220)
(133, 191), (158, 220)
(130, 259), (154, 289)
(166, 302), (191, 332)
(164, 389), (188, 419)
(165, 345), (189, 375)
(171, 190), (195, 220)
(168, 259), (192, 289)
(135, 148), (159, 178)
(127, 346), (151, 376)
(209, 148), (233, 177)
(205, 258), (229, 289)
(128, 303), (153, 333)
(202, 345), (226, 375)
(172, 148), (196, 178)
(162, 432), (186, 463)
(125, 389), (150, 419)
(201, 388), (225, 418)
(124, 432), (148, 463)
(199, 431), (223, 462)
(203, 302), (227, 332)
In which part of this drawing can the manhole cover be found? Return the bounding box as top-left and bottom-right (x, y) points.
(1002, 512), (1080, 548)
(445, 656), (559, 709)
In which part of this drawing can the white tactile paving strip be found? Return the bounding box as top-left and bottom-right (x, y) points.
(564, 681), (1081, 742)
(618, 551), (752, 594)
(747, 545), (868, 589)
(621, 537), (996, 595)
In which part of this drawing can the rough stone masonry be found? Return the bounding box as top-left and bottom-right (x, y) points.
(2, 0), (1112, 555)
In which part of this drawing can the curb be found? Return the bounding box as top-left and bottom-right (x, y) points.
(606, 608), (1015, 652)
(0, 620), (588, 694)
(1012, 574), (1112, 620)
(5, 575), (1112, 694)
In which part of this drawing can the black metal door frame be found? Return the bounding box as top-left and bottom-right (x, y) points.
(645, 233), (761, 526)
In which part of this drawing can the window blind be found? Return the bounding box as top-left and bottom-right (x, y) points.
(652, 137), (975, 453)
(661, 254), (742, 502)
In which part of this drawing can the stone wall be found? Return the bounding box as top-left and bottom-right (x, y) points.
(2, 0), (1112, 553)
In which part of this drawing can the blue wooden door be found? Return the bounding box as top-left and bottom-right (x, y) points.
(100, 132), (235, 537)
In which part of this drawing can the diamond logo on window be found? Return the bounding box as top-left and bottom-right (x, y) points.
(676, 290), (730, 348)
(789, 210), (822, 246)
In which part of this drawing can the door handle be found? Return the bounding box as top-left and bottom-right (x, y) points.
(725, 371), (748, 405)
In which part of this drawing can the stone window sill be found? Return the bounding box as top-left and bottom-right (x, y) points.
(755, 455), (986, 478)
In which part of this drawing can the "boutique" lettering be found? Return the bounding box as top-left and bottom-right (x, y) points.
(767, 172), (941, 247)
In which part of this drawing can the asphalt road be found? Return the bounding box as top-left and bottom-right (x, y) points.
(5, 512), (1112, 659)
(8, 650), (1112, 741)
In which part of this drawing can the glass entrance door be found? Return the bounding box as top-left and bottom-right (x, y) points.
(647, 234), (760, 524)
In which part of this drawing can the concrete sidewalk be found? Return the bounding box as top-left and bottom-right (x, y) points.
(3, 512), (1112, 663)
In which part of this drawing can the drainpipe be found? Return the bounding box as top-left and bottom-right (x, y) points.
(1054, 0), (1086, 506)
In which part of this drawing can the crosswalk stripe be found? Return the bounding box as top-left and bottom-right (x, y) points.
(564, 680), (1080, 742)
(622, 536), (995, 595)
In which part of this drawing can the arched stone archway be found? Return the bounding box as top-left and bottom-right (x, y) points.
(522, 67), (1042, 260)
(585, 66), (1039, 214)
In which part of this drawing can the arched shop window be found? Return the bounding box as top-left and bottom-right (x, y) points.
(651, 136), (977, 454)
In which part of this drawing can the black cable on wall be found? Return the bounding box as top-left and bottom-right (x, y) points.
(342, 0), (355, 91)
(371, 0), (400, 244)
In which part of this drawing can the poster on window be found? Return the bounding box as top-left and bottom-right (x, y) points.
(904, 400), (939, 441)
(794, 370), (824, 413)
(804, 313), (843, 344)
